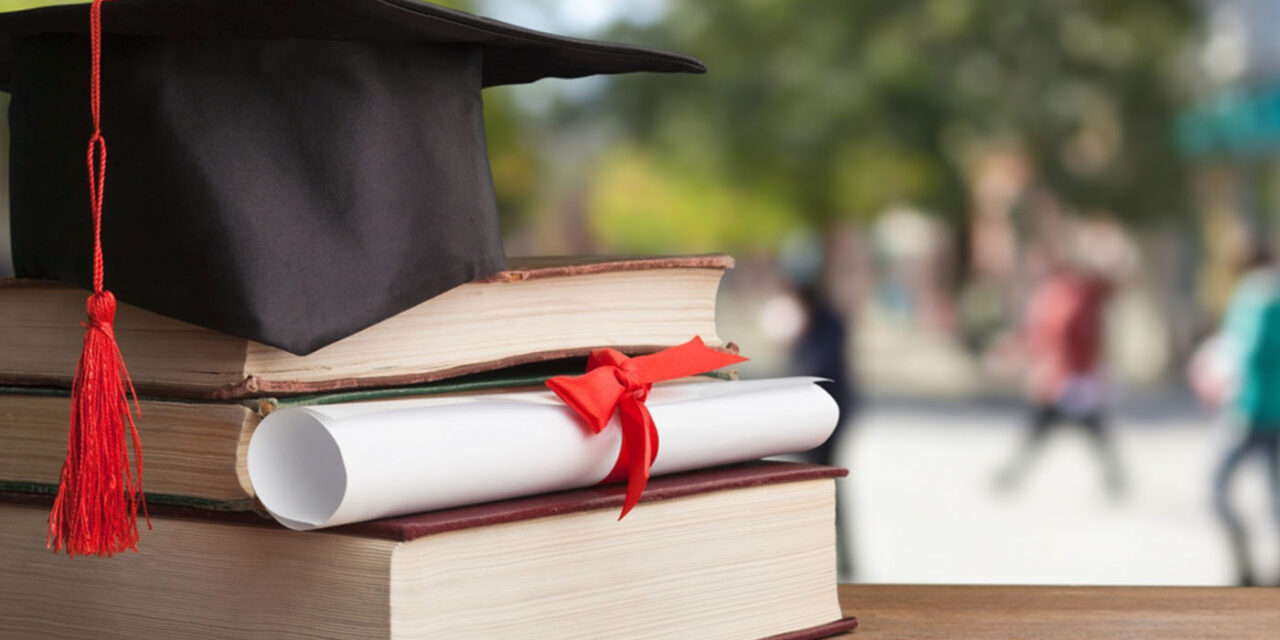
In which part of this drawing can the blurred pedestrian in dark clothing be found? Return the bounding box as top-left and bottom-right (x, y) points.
(1211, 248), (1280, 586)
(792, 285), (857, 463)
(790, 284), (858, 579)
(996, 266), (1125, 496)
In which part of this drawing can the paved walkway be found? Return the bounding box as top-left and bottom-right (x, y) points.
(839, 399), (1280, 585)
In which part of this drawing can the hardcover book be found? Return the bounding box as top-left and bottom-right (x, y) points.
(0, 255), (731, 398)
(1, 462), (857, 640)
(0, 365), (581, 510)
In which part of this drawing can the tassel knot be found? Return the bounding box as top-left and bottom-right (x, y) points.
(86, 290), (116, 329)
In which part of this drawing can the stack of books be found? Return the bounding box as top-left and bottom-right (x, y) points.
(0, 255), (856, 640)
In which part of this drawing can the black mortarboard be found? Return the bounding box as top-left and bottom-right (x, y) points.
(0, 0), (704, 355)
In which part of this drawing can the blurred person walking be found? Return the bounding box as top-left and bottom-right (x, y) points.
(995, 265), (1125, 496)
(1208, 247), (1280, 586)
(790, 283), (858, 580)
(792, 284), (857, 467)
(776, 229), (861, 578)
(778, 256), (860, 581)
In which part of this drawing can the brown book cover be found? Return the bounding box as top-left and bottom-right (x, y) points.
(0, 254), (733, 399)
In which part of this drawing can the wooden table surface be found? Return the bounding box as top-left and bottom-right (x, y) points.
(833, 584), (1280, 639)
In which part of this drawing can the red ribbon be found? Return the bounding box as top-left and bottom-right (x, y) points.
(546, 337), (746, 519)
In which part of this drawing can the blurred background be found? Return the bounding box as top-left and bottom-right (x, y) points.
(2, 0), (1274, 588)
(462, 0), (1280, 587)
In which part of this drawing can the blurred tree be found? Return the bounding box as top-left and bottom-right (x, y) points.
(573, 0), (1195, 252)
(483, 87), (541, 231)
(431, 0), (544, 231)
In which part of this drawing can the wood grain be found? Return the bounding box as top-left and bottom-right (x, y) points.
(836, 584), (1280, 639)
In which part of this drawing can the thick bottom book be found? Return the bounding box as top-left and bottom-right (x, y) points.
(0, 462), (856, 640)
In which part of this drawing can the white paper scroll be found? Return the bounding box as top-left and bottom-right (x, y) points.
(247, 377), (838, 530)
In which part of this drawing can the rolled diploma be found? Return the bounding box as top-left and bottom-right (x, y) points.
(247, 377), (838, 530)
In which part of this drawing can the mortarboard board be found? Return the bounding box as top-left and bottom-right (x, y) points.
(0, 0), (703, 556)
(0, 0), (705, 354)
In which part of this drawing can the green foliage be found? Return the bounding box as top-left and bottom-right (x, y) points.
(587, 146), (798, 253)
(0, 1), (88, 11)
(580, 0), (1194, 242)
(483, 87), (540, 230)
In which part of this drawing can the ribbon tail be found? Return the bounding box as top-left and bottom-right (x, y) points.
(628, 336), (748, 384)
(616, 394), (658, 520)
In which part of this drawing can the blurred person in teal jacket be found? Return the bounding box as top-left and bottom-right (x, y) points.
(1213, 247), (1280, 586)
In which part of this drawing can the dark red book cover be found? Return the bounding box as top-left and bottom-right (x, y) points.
(4, 460), (847, 541)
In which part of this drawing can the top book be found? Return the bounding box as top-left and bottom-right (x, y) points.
(0, 255), (731, 399)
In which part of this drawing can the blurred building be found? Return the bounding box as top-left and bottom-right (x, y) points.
(1180, 1), (1280, 312)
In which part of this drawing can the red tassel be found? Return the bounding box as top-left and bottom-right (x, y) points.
(46, 0), (147, 557)
(47, 291), (146, 557)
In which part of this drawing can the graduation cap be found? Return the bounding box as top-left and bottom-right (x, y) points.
(0, 0), (702, 556)
(3, 0), (704, 354)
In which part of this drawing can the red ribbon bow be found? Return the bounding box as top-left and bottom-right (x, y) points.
(546, 337), (747, 519)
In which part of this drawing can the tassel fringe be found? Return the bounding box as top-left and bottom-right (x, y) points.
(47, 291), (146, 557)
